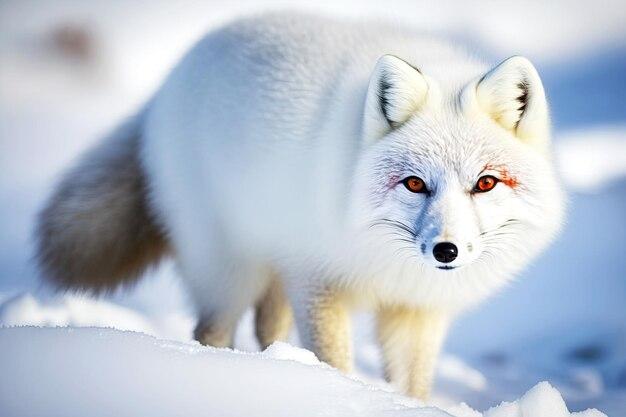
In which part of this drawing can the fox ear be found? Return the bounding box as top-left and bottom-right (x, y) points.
(363, 55), (429, 143)
(473, 56), (550, 148)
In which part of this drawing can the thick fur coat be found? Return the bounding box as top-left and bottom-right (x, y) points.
(37, 12), (565, 399)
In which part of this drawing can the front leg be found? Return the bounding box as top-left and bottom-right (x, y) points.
(377, 306), (449, 400)
(297, 285), (353, 372)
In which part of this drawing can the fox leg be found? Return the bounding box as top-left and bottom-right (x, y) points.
(254, 272), (293, 349)
(296, 285), (353, 372)
(194, 311), (237, 348)
(182, 256), (271, 348)
(376, 306), (449, 400)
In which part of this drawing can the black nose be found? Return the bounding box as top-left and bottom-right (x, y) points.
(433, 242), (458, 263)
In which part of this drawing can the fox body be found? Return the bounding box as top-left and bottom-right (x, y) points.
(37, 13), (564, 399)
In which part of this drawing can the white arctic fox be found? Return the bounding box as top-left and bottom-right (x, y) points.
(37, 12), (565, 399)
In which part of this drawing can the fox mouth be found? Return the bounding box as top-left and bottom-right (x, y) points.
(436, 266), (457, 270)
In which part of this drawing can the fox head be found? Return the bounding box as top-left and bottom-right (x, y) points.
(350, 55), (565, 303)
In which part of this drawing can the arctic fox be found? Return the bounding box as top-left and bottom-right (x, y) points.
(36, 12), (564, 399)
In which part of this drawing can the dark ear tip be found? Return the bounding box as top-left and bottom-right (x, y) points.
(377, 54), (421, 74)
(378, 77), (392, 124)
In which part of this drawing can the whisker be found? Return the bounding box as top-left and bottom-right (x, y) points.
(479, 218), (521, 236)
(370, 218), (417, 239)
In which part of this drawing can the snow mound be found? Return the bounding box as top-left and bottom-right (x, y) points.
(0, 327), (605, 417)
(262, 341), (322, 366)
(0, 292), (156, 334)
(483, 382), (605, 417)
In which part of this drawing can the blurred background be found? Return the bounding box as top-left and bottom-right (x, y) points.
(1, 0), (625, 415)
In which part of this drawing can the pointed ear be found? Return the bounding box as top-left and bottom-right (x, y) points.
(362, 55), (429, 143)
(474, 56), (550, 148)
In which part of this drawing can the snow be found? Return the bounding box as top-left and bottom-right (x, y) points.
(0, 292), (613, 417)
(0, 293), (156, 334)
(483, 383), (605, 417)
(0, 327), (606, 417)
(0, 1), (624, 416)
(262, 341), (323, 366)
(556, 127), (626, 192)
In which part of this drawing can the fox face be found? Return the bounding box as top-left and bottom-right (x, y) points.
(349, 55), (564, 298)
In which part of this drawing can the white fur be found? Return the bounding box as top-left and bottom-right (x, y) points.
(140, 10), (564, 378)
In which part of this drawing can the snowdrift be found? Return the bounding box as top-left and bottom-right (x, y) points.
(0, 327), (605, 417)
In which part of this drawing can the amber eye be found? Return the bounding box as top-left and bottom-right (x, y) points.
(474, 175), (499, 193)
(402, 176), (427, 193)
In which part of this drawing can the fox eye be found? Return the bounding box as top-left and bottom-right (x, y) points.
(402, 176), (427, 193)
(474, 175), (499, 193)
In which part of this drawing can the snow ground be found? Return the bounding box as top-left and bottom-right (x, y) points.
(0, 326), (608, 417)
(0, 1), (625, 416)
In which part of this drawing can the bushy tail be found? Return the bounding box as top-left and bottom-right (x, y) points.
(36, 114), (169, 293)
